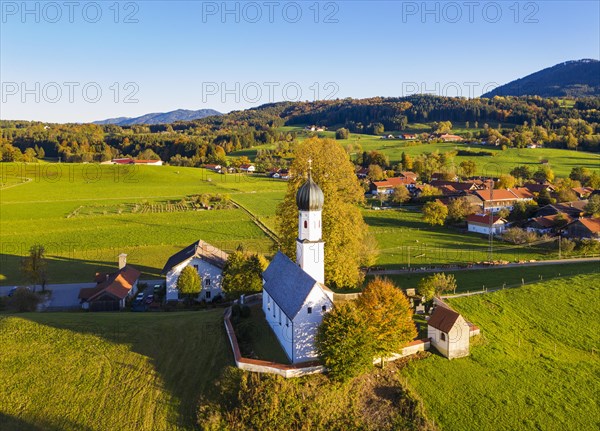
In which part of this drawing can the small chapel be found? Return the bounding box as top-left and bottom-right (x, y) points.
(262, 164), (334, 364)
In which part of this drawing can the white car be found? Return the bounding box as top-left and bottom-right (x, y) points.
(135, 292), (145, 301)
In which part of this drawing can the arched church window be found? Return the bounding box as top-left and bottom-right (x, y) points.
(304, 220), (308, 228)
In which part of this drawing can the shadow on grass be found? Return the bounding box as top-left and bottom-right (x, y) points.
(0, 253), (161, 286)
(10, 309), (232, 431)
(0, 413), (96, 431)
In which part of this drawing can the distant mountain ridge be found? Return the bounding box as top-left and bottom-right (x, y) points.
(482, 59), (600, 98)
(93, 109), (221, 126)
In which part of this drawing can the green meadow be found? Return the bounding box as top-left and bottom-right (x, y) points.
(0, 310), (230, 431)
(1, 157), (597, 286)
(276, 126), (600, 178)
(0, 163), (285, 285)
(402, 274), (600, 431)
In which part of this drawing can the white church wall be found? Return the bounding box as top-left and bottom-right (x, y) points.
(292, 285), (333, 363)
(263, 291), (294, 362)
(298, 210), (322, 241)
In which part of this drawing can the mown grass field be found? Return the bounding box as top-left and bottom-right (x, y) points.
(365, 208), (568, 268)
(0, 310), (230, 431)
(402, 274), (600, 431)
(0, 163), (286, 285)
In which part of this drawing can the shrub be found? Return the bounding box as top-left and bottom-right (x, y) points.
(9, 287), (41, 312)
(502, 228), (538, 245)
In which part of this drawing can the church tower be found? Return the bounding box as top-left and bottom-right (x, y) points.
(295, 161), (325, 284)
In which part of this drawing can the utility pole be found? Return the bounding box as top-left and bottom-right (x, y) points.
(558, 235), (561, 260)
(488, 178), (494, 262)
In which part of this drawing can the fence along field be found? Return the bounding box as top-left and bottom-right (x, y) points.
(0, 163), (286, 285)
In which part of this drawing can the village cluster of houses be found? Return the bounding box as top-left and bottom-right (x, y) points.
(366, 169), (600, 240)
(102, 158), (164, 166)
(204, 163), (256, 174)
(380, 133), (463, 142)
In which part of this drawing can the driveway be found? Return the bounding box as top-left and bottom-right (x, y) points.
(0, 283), (94, 309)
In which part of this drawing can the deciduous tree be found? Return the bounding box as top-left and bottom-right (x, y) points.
(422, 201), (448, 226)
(276, 138), (375, 289)
(357, 277), (417, 366)
(417, 273), (457, 301)
(316, 302), (374, 382)
(177, 266), (201, 304)
(21, 244), (47, 292)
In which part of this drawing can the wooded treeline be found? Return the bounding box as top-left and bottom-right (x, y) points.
(1, 95), (599, 163)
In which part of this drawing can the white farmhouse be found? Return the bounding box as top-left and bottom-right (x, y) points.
(467, 213), (507, 235)
(262, 167), (334, 363)
(162, 240), (228, 302)
(427, 305), (471, 359)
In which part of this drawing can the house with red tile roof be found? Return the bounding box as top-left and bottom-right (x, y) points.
(79, 256), (140, 311)
(473, 188), (533, 213)
(467, 214), (507, 235)
(564, 217), (600, 240)
(371, 176), (417, 195)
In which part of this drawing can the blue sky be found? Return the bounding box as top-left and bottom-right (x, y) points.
(1, 0), (599, 122)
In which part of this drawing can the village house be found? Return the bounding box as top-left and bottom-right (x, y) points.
(401, 134), (417, 140)
(162, 240), (228, 302)
(107, 158), (163, 166)
(439, 133), (464, 142)
(262, 167), (334, 364)
(535, 201), (588, 219)
(370, 176), (417, 195)
(467, 213), (508, 235)
(78, 254), (140, 311)
(430, 180), (481, 192)
(427, 304), (471, 359)
(204, 164), (222, 173)
(563, 217), (600, 240)
(240, 164), (256, 173)
(524, 214), (573, 235)
(572, 187), (594, 199)
(522, 182), (556, 195)
(356, 166), (369, 179)
(400, 171), (419, 182)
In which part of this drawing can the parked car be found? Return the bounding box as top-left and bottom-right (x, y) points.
(144, 294), (154, 304)
(135, 292), (145, 301)
(8, 286), (30, 297)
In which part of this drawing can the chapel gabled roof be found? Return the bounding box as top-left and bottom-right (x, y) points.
(262, 251), (319, 320)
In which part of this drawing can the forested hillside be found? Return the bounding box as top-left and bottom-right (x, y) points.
(2, 95), (600, 165)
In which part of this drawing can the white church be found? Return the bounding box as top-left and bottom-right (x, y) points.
(262, 167), (334, 364)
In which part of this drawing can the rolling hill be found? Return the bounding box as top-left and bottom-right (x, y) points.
(94, 108), (221, 125)
(482, 59), (600, 98)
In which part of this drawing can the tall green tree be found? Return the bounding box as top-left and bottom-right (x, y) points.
(177, 266), (201, 304)
(21, 244), (48, 292)
(316, 302), (374, 382)
(417, 273), (457, 301)
(276, 137), (375, 289)
(221, 248), (267, 299)
(422, 201), (448, 226)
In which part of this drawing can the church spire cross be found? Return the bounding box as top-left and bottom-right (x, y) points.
(307, 158), (313, 178)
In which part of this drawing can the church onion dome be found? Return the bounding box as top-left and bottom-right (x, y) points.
(296, 174), (324, 211)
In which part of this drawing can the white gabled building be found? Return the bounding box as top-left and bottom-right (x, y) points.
(162, 240), (228, 302)
(262, 166), (334, 363)
(427, 305), (471, 359)
(467, 213), (507, 235)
